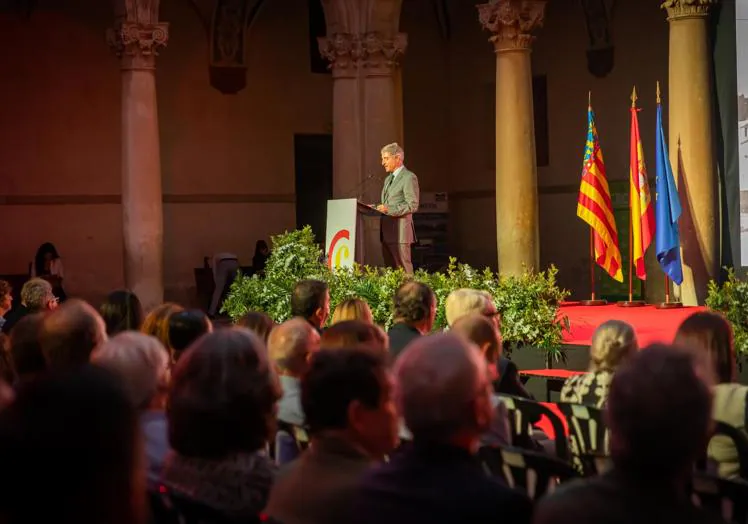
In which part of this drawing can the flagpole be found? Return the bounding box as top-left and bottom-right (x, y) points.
(581, 228), (606, 306)
(620, 86), (645, 307)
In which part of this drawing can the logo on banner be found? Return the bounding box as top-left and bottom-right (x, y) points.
(327, 229), (351, 269)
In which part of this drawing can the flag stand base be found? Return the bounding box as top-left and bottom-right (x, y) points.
(618, 300), (646, 307)
(656, 301), (682, 309)
(580, 299), (607, 306)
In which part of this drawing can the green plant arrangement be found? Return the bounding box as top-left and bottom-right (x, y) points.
(221, 226), (570, 360)
(706, 268), (748, 359)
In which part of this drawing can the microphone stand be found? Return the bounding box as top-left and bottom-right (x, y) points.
(340, 173), (381, 202)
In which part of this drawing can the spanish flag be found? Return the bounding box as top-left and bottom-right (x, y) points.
(629, 87), (655, 280)
(577, 96), (623, 282)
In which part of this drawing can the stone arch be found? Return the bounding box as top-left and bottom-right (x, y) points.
(320, 0), (403, 35)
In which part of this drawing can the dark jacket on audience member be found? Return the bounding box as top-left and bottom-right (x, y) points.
(387, 323), (421, 359)
(533, 469), (725, 524)
(494, 357), (534, 399)
(350, 441), (532, 524)
(265, 435), (372, 524)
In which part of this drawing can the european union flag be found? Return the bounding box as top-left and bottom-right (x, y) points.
(655, 102), (683, 284)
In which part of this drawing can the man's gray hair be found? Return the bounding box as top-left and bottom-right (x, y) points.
(394, 333), (484, 441)
(20, 278), (53, 310)
(268, 317), (317, 376)
(445, 288), (492, 327)
(91, 332), (169, 410)
(381, 142), (405, 161)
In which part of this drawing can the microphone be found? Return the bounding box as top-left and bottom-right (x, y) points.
(342, 172), (381, 201)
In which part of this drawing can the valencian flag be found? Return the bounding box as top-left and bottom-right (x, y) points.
(629, 87), (655, 280)
(577, 96), (623, 282)
(655, 87), (683, 284)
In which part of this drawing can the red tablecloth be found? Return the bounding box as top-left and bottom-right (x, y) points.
(520, 369), (586, 379)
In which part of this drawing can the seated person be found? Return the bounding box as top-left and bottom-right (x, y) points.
(168, 310), (212, 362)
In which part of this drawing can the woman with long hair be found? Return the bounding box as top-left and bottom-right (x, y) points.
(32, 242), (66, 302)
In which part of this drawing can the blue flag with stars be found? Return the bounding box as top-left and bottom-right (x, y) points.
(655, 102), (683, 284)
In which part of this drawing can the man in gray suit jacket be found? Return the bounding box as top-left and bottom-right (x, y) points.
(377, 142), (419, 273)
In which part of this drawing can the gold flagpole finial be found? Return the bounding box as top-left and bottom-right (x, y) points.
(631, 86), (638, 108)
(656, 81), (661, 104)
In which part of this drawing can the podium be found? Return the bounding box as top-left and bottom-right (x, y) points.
(325, 198), (385, 269)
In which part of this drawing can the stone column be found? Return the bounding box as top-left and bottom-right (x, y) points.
(107, 9), (168, 311)
(319, 32), (406, 265)
(478, 0), (546, 276)
(662, 0), (718, 305)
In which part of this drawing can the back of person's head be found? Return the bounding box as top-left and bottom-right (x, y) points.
(331, 298), (373, 325)
(237, 311), (275, 344)
(451, 313), (501, 362)
(40, 299), (107, 371)
(303, 346), (397, 457)
(9, 312), (46, 380)
(291, 279), (329, 326)
(99, 290), (144, 336)
(607, 343), (713, 479)
(0, 279), (12, 311)
(91, 332), (170, 410)
(321, 320), (388, 352)
(168, 328), (280, 459)
(268, 317), (320, 376)
(590, 320), (638, 372)
(20, 277), (54, 311)
(674, 311), (735, 383)
(394, 333), (492, 442)
(445, 288), (491, 327)
(141, 302), (184, 348)
(0, 365), (143, 524)
(393, 281), (435, 328)
(168, 310), (212, 357)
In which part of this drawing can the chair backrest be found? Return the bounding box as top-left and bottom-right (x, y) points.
(478, 445), (578, 501)
(691, 471), (748, 524)
(557, 402), (610, 476)
(498, 394), (568, 460)
(273, 420), (309, 465)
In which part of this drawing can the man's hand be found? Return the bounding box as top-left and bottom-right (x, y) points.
(376, 204), (388, 214)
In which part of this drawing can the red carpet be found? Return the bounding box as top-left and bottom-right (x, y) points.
(559, 303), (706, 348)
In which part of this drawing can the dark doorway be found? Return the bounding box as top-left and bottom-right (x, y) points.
(294, 134), (333, 245)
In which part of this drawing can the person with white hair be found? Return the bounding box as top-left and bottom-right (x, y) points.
(90, 331), (171, 488)
(376, 142), (420, 274)
(351, 333), (532, 524)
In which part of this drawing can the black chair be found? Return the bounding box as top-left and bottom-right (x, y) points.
(691, 471), (748, 524)
(557, 402), (610, 476)
(478, 445), (578, 501)
(699, 421), (748, 480)
(497, 394), (569, 460)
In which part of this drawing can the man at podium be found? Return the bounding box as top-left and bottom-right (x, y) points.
(376, 142), (420, 274)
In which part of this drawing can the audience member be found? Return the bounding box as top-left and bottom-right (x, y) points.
(352, 333), (532, 524)
(534, 344), (720, 524)
(1, 277), (57, 334)
(0, 280), (12, 331)
(265, 347), (398, 524)
(268, 318), (321, 427)
(291, 279), (330, 332)
(253, 240), (270, 275)
(0, 365), (145, 524)
(40, 298), (107, 371)
(100, 289), (144, 336)
(238, 311), (275, 343)
(168, 309), (212, 362)
(321, 320), (388, 352)
(162, 328), (280, 521)
(560, 320), (637, 408)
(675, 311), (747, 478)
(91, 332), (171, 488)
(141, 302), (184, 349)
(8, 312), (46, 382)
(451, 313), (511, 446)
(387, 281), (436, 358)
(0, 334), (14, 384)
(32, 242), (67, 301)
(331, 298), (374, 325)
(445, 287), (531, 398)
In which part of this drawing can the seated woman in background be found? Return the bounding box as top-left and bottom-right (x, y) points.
(560, 319), (638, 408)
(32, 242), (66, 302)
(320, 320), (388, 353)
(99, 290), (144, 336)
(253, 240), (270, 276)
(141, 302), (184, 349)
(674, 311), (747, 478)
(238, 311), (275, 344)
(330, 298), (373, 325)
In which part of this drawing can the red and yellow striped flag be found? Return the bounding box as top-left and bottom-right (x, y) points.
(629, 87), (655, 280)
(577, 98), (623, 282)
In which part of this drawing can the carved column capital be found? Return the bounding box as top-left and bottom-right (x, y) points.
(661, 0), (718, 20)
(107, 20), (169, 70)
(477, 0), (546, 52)
(318, 32), (407, 78)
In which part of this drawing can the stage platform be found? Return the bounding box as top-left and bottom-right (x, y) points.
(559, 302), (706, 348)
